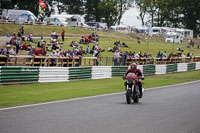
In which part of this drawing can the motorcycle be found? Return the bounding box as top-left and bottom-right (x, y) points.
(123, 73), (144, 104)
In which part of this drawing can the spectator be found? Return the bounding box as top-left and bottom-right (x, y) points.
(121, 42), (128, 47)
(108, 46), (113, 52)
(51, 30), (58, 39)
(2, 45), (11, 55)
(27, 34), (33, 42)
(187, 52), (190, 57)
(79, 46), (85, 55)
(113, 50), (120, 66)
(37, 41), (41, 48)
(15, 38), (21, 54)
(79, 35), (89, 44)
(52, 42), (60, 50)
(12, 32), (17, 39)
(113, 46), (119, 53)
(91, 32), (99, 42)
(114, 41), (128, 47)
(163, 51), (167, 57)
(61, 29), (65, 42)
(10, 36), (15, 45)
(55, 49), (60, 56)
(22, 43), (28, 50)
(34, 48), (42, 56)
(17, 31), (22, 38)
(157, 51), (162, 58)
(182, 53), (186, 62)
(70, 41), (79, 47)
(46, 50), (57, 66)
(177, 47), (184, 52)
(137, 36), (141, 44)
(9, 46), (16, 55)
(20, 26), (24, 36)
(93, 48), (99, 57)
(86, 45), (90, 54)
(27, 44), (32, 51)
(28, 47), (36, 55)
(134, 52), (140, 58)
(41, 43), (47, 56)
(50, 36), (57, 43)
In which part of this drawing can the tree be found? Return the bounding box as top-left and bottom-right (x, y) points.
(84, 0), (101, 22)
(61, 0), (84, 15)
(135, 0), (200, 36)
(98, 0), (118, 26)
(135, 0), (147, 26)
(180, 0), (200, 35)
(0, 0), (18, 9)
(115, 0), (134, 25)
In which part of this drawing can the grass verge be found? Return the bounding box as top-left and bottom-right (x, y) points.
(0, 70), (200, 108)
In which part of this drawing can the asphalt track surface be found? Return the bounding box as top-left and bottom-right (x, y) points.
(0, 81), (200, 133)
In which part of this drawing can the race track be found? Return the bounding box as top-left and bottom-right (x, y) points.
(1, 81), (200, 133)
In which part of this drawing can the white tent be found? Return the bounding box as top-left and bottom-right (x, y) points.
(51, 14), (85, 27)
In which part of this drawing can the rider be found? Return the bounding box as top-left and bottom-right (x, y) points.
(123, 63), (143, 98)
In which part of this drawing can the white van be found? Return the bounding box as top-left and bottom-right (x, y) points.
(151, 27), (162, 36)
(43, 17), (67, 26)
(165, 32), (183, 43)
(2, 9), (38, 22)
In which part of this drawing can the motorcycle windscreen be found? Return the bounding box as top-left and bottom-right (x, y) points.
(126, 72), (136, 79)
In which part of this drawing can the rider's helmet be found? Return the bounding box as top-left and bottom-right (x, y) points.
(130, 63), (137, 71)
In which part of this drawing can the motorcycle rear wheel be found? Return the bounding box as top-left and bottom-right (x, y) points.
(133, 97), (139, 103)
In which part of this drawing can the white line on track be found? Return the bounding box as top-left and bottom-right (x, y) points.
(0, 80), (200, 111)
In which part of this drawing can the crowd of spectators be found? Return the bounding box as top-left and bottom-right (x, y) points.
(1, 26), (199, 67)
(0, 26), (106, 63)
(79, 32), (99, 44)
(113, 48), (153, 66)
(114, 41), (128, 47)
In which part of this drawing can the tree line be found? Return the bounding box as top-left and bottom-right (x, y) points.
(1, 0), (200, 35)
(0, 0), (134, 27)
(135, 0), (200, 35)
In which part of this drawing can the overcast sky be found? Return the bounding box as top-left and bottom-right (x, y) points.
(121, 8), (143, 28)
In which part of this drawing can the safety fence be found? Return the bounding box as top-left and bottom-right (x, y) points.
(0, 66), (39, 85)
(99, 56), (200, 66)
(0, 55), (97, 67)
(1, 55), (200, 67)
(0, 62), (200, 85)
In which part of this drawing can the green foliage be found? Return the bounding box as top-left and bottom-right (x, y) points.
(84, 0), (101, 22)
(115, 0), (134, 25)
(135, 0), (200, 35)
(60, 0), (85, 15)
(98, 0), (118, 26)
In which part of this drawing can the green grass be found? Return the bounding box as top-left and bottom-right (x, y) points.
(0, 23), (129, 38)
(22, 36), (200, 58)
(0, 70), (200, 108)
(1, 23), (200, 57)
